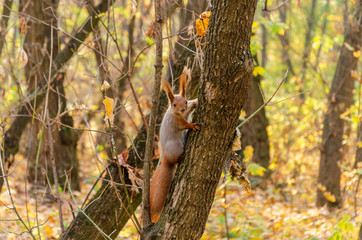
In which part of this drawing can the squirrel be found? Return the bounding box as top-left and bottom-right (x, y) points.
(149, 74), (199, 223)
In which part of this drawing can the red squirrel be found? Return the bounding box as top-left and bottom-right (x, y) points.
(149, 74), (199, 223)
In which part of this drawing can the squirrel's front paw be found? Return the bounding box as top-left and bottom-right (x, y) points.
(192, 123), (200, 131)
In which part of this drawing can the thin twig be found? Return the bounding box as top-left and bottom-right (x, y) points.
(268, 89), (310, 106)
(46, 24), (64, 233)
(238, 70), (288, 129)
(263, 0), (291, 12)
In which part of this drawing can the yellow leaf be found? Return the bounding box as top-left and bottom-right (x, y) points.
(253, 66), (266, 77)
(243, 145), (254, 162)
(269, 162), (277, 170)
(353, 50), (361, 58)
(252, 22), (258, 29)
(339, 108), (350, 119)
(103, 97), (114, 121)
(91, 105), (98, 111)
(240, 109), (246, 119)
(317, 183), (326, 191)
(351, 70), (359, 79)
(323, 192), (336, 202)
(196, 11), (211, 36)
(278, 28), (285, 36)
(101, 81), (111, 91)
(196, 19), (209, 36)
(137, 87), (143, 94)
(45, 225), (54, 235)
(358, 141), (362, 148)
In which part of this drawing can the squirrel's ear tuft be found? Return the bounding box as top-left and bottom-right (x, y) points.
(179, 73), (186, 97)
(162, 80), (175, 103)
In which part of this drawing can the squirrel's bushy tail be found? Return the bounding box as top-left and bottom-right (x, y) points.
(149, 158), (177, 223)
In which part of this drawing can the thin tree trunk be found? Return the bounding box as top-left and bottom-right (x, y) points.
(278, 5), (296, 78)
(142, 0), (163, 227)
(0, 1), (113, 191)
(317, 1), (362, 208)
(146, 0), (258, 238)
(241, 73), (270, 171)
(241, 26), (271, 177)
(300, 0), (317, 82)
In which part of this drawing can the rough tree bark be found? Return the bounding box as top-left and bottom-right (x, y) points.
(0, 1), (113, 191)
(317, 1), (362, 207)
(147, 0), (257, 238)
(61, 41), (200, 240)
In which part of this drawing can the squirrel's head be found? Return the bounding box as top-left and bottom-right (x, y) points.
(163, 74), (188, 117)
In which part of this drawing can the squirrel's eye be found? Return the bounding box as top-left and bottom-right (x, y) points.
(173, 103), (176, 107)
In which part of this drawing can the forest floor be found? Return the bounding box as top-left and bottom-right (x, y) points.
(0, 152), (361, 240)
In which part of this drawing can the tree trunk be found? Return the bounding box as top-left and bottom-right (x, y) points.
(241, 26), (271, 178)
(317, 2), (362, 207)
(0, 0), (113, 191)
(147, 0), (257, 238)
(278, 5), (296, 78)
(61, 40), (200, 240)
(241, 73), (270, 171)
(18, 0), (80, 191)
(300, 0), (317, 82)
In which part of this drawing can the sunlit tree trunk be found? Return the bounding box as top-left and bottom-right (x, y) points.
(317, 1), (361, 207)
